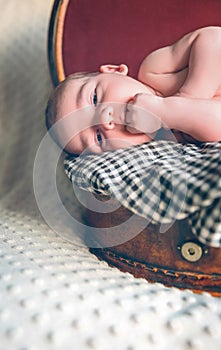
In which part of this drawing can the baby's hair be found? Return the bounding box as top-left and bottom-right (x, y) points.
(45, 71), (98, 151)
(45, 71), (98, 131)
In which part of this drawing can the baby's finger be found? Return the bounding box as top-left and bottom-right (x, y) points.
(125, 99), (137, 125)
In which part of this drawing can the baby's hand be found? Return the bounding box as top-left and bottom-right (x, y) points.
(125, 93), (165, 135)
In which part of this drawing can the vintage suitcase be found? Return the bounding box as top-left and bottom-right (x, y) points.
(48, 0), (221, 295)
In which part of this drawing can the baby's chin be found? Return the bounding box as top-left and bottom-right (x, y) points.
(130, 133), (152, 145)
(92, 135), (152, 154)
(115, 132), (152, 150)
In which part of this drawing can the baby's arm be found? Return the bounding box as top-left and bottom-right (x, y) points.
(126, 93), (221, 142)
(159, 95), (221, 141)
(134, 26), (221, 141)
(138, 26), (221, 99)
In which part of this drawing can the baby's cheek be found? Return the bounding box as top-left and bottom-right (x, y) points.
(129, 133), (152, 145)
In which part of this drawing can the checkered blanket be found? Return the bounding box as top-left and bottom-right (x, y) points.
(64, 141), (221, 248)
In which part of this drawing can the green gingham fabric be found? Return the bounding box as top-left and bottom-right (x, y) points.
(64, 141), (221, 248)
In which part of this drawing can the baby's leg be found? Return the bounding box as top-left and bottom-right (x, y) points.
(179, 26), (221, 99)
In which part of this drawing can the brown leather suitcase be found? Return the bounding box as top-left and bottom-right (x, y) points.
(48, 0), (221, 296)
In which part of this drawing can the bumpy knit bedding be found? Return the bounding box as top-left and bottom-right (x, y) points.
(65, 140), (221, 247)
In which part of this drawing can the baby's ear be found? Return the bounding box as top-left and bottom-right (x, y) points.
(99, 64), (128, 75)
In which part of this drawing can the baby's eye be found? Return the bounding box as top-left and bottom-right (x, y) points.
(93, 90), (98, 106)
(96, 129), (103, 145)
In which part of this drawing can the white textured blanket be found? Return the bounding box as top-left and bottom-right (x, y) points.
(0, 1), (221, 349)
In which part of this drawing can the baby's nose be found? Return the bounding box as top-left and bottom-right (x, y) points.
(99, 105), (115, 129)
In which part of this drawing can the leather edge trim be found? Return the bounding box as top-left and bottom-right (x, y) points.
(90, 248), (221, 297)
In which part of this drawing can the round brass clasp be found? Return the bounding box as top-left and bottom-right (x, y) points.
(180, 241), (203, 262)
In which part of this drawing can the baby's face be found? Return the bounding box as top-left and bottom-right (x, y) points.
(55, 68), (154, 154)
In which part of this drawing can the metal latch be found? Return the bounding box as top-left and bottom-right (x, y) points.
(180, 241), (203, 262)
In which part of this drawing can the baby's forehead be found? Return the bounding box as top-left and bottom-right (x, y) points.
(57, 75), (92, 118)
(67, 71), (98, 84)
(66, 75), (88, 87)
(59, 77), (84, 102)
(63, 75), (92, 98)
(63, 72), (100, 101)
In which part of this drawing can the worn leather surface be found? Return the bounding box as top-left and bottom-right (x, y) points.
(86, 202), (221, 296)
(56, 0), (221, 295)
